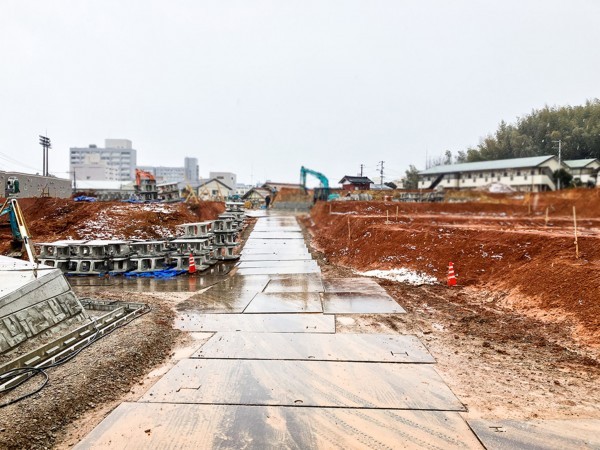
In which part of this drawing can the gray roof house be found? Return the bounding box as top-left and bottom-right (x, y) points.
(418, 155), (564, 192)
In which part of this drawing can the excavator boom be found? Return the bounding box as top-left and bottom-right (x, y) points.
(0, 199), (36, 263)
(300, 166), (330, 201)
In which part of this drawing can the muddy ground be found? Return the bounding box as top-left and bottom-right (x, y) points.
(1, 195), (599, 448)
(303, 192), (600, 423)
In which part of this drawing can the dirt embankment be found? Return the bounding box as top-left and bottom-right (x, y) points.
(307, 190), (600, 349)
(0, 198), (225, 255)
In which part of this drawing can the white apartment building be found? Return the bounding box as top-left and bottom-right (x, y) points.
(565, 159), (600, 186)
(71, 153), (119, 181)
(209, 172), (236, 189)
(184, 157), (199, 183)
(418, 155), (562, 192)
(70, 139), (137, 181)
(138, 165), (186, 182)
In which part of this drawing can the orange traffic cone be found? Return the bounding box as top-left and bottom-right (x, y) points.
(447, 262), (457, 286)
(188, 253), (196, 274)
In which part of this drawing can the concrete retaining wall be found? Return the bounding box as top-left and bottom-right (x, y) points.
(0, 257), (88, 354)
(0, 171), (71, 198)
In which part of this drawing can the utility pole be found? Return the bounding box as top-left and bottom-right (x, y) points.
(39, 135), (51, 176)
(378, 160), (385, 186)
(553, 139), (562, 190)
(360, 164), (364, 177)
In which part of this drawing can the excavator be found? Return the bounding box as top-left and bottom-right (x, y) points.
(0, 198), (36, 263)
(300, 166), (330, 202)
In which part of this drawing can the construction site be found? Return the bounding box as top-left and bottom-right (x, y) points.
(0, 185), (599, 449)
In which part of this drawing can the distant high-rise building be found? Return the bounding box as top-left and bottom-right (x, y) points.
(70, 139), (137, 181)
(209, 172), (236, 189)
(184, 157), (199, 183)
(138, 165), (186, 183)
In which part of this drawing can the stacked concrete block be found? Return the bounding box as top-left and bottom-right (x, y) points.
(34, 204), (246, 275)
(129, 241), (169, 273)
(212, 218), (239, 261)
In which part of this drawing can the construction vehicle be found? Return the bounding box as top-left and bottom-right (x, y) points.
(0, 199), (36, 263)
(182, 184), (200, 204)
(300, 166), (330, 202)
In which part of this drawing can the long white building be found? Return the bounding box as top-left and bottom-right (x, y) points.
(418, 155), (563, 192)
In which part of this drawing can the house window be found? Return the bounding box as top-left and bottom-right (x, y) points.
(479, 173), (483, 178)
(530, 170), (535, 175)
(503, 172), (508, 177)
(517, 171), (521, 176)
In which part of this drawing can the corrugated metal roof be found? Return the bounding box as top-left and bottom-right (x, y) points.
(419, 155), (556, 175)
(565, 159), (599, 169)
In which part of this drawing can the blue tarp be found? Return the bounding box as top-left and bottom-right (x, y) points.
(123, 269), (187, 279)
(74, 196), (97, 202)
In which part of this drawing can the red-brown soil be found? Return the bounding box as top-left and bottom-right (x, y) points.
(0, 198), (225, 254)
(306, 189), (600, 349)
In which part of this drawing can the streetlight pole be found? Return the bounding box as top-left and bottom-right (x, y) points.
(39, 135), (51, 176)
(553, 139), (562, 190)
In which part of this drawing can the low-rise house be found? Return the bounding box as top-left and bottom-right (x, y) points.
(338, 176), (373, 191)
(197, 178), (233, 201)
(418, 155), (563, 192)
(565, 159), (600, 186)
(242, 187), (272, 208)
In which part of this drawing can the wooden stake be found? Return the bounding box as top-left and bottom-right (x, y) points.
(573, 206), (579, 259)
(329, 203), (332, 214)
(347, 216), (351, 240)
(386, 210), (389, 223)
(545, 207), (549, 227)
(396, 206), (399, 221)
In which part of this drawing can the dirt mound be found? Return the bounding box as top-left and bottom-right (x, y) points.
(307, 190), (600, 348)
(273, 187), (311, 204)
(0, 198), (225, 254)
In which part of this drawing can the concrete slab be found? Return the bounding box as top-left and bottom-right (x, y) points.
(244, 293), (323, 313)
(140, 359), (465, 411)
(237, 260), (319, 269)
(243, 240), (306, 248)
(194, 332), (435, 363)
(76, 403), (482, 449)
(240, 253), (312, 261)
(467, 418), (600, 450)
(236, 266), (320, 276)
(323, 277), (387, 294)
(322, 292), (406, 314)
(253, 225), (300, 230)
(248, 232), (304, 240)
(176, 289), (257, 314)
(263, 275), (324, 293)
(175, 313), (335, 333)
(209, 275), (270, 292)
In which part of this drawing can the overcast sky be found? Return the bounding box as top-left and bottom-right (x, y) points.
(0, 1), (598, 186)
